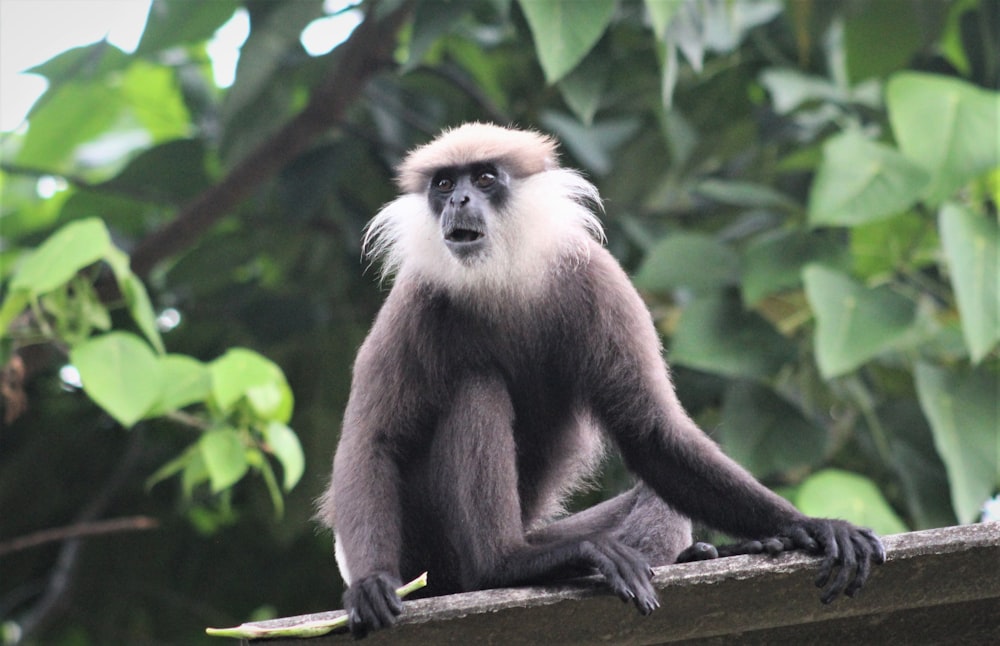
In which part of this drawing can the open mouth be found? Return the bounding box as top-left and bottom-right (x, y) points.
(445, 228), (484, 244)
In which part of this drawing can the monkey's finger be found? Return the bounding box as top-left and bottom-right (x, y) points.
(821, 557), (855, 604)
(820, 527), (858, 603)
(347, 609), (368, 640)
(809, 525), (839, 589)
(581, 541), (634, 604)
(845, 534), (875, 598)
(860, 528), (887, 564)
(676, 541), (718, 562)
(788, 525), (821, 554)
(366, 588), (403, 629)
(761, 537), (785, 555)
(605, 540), (659, 614)
(592, 539), (658, 614)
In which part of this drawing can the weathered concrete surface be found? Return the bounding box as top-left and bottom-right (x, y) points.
(247, 524), (1000, 645)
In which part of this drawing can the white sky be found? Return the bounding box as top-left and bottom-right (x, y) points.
(0, 0), (361, 132)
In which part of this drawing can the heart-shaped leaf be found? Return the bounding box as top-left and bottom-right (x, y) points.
(887, 72), (1000, 204)
(200, 428), (249, 493)
(519, 0), (615, 83)
(70, 332), (162, 427)
(802, 265), (918, 377)
(808, 131), (928, 227)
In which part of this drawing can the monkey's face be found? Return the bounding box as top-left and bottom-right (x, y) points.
(427, 163), (510, 262)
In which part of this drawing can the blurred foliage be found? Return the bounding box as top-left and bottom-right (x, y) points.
(0, 0), (997, 643)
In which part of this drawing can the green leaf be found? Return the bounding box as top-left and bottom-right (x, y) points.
(742, 230), (847, 305)
(808, 131), (929, 227)
(538, 113), (641, 176)
(634, 233), (739, 294)
(222, 1), (323, 124)
(181, 449), (211, 498)
(915, 363), (999, 524)
(644, 0), (681, 40)
(265, 422), (305, 491)
(210, 349), (293, 421)
(802, 265), (918, 378)
(557, 55), (610, 126)
(121, 60), (191, 141)
(26, 41), (130, 85)
(938, 203), (1000, 362)
(717, 381), (827, 478)
(200, 428), (249, 493)
(105, 248), (165, 354)
(887, 72), (1000, 204)
(135, 0), (240, 55)
(519, 0), (615, 83)
(98, 139), (210, 204)
(0, 290), (30, 337)
(850, 210), (938, 280)
(70, 332), (162, 428)
(759, 68), (845, 115)
(146, 444), (198, 491)
(16, 81), (122, 170)
(694, 179), (800, 213)
(43, 277), (111, 345)
(794, 469), (908, 535)
(671, 293), (795, 380)
(404, 0), (464, 71)
(877, 398), (956, 529)
(11, 218), (111, 295)
(843, 0), (928, 83)
(58, 191), (154, 238)
(147, 355), (212, 418)
(245, 381), (294, 423)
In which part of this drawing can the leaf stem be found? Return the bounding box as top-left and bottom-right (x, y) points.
(205, 572), (428, 640)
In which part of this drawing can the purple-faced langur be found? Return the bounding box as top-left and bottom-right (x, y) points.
(319, 123), (885, 638)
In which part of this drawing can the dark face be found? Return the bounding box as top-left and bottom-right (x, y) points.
(427, 163), (510, 261)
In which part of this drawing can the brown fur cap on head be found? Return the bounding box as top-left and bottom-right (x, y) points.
(396, 123), (560, 194)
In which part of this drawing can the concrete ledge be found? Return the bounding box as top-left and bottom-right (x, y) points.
(249, 524), (1000, 644)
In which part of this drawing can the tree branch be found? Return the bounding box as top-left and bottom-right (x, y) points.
(0, 516), (159, 557)
(129, 2), (412, 278)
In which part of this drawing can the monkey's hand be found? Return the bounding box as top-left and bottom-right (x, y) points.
(343, 573), (403, 639)
(778, 517), (886, 603)
(676, 518), (885, 604)
(576, 535), (660, 615)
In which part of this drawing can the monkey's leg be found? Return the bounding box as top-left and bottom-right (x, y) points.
(529, 484), (693, 567)
(426, 379), (660, 614)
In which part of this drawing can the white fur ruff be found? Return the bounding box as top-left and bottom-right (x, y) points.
(363, 169), (605, 300)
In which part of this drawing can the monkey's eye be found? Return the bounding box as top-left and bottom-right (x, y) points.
(434, 177), (455, 192)
(474, 172), (496, 188)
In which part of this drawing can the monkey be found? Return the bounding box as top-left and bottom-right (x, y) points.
(318, 123), (885, 638)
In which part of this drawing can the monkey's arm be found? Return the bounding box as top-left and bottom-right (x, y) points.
(330, 418), (405, 638)
(587, 253), (885, 602)
(599, 355), (883, 602)
(328, 308), (418, 638)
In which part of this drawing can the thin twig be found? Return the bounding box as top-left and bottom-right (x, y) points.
(0, 516), (159, 557)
